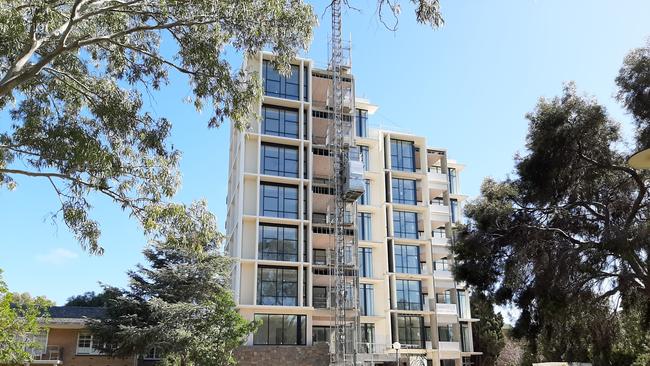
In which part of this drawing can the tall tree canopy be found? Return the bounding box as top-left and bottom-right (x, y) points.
(0, 0), (316, 254)
(453, 41), (650, 365)
(88, 201), (255, 366)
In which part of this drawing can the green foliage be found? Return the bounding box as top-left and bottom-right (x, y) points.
(0, 0), (316, 254)
(88, 200), (256, 366)
(453, 41), (650, 365)
(65, 289), (121, 307)
(0, 270), (50, 365)
(470, 292), (505, 366)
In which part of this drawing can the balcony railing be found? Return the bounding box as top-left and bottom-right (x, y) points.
(32, 346), (63, 363)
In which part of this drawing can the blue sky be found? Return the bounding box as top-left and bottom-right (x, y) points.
(1, 0), (650, 307)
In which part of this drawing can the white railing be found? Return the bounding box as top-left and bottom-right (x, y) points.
(436, 303), (458, 315)
(439, 341), (460, 351)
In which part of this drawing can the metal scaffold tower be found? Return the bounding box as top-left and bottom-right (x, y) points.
(328, 0), (363, 365)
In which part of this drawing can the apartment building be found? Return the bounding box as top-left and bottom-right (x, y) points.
(20, 306), (156, 366)
(225, 52), (480, 366)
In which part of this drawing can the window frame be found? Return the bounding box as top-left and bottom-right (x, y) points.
(256, 266), (299, 306)
(359, 247), (373, 278)
(394, 244), (421, 274)
(392, 178), (417, 205)
(393, 211), (419, 239)
(259, 183), (299, 219)
(258, 224), (299, 262)
(261, 143), (299, 178)
(357, 212), (372, 241)
(396, 279), (423, 311)
(253, 314), (306, 345)
(76, 333), (102, 355)
(390, 139), (416, 172)
(360, 283), (375, 316)
(262, 60), (300, 100)
(261, 105), (299, 139)
(397, 315), (424, 348)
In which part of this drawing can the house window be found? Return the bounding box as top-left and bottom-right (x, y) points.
(396, 280), (422, 311)
(313, 326), (330, 343)
(391, 139), (415, 172)
(461, 323), (471, 352)
(450, 199), (459, 223)
(260, 183), (298, 219)
(357, 212), (372, 241)
(262, 105), (299, 138)
(438, 324), (454, 342)
(257, 267), (298, 306)
(448, 167), (457, 194)
(360, 284), (374, 316)
(393, 211), (419, 239)
(261, 144), (299, 177)
(76, 334), (101, 355)
(359, 323), (375, 353)
(313, 249), (327, 265)
(441, 360), (456, 366)
(436, 290), (452, 304)
(358, 179), (370, 205)
(392, 178), (417, 205)
(359, 247), (373, 277)
(397, 316), (424, 348)
(258, 224), (298, 262)
(358, 145), (370, 171)
(394, 244), (420, 274)
(253, 314), (306, 345)
(262, 60), (299, 100)
(356, 109), (368, 137)
(25, 331), (48, 357)
(458, 290), (469, 318)
(144, 347), (162, 360)
(303, 66), (309, 102)
(434, 258), (451, 271)
(313, 286), (328, 308)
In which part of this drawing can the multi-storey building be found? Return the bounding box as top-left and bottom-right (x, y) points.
(226, 52), (480, 366)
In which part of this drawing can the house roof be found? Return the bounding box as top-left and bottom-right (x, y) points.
(48, 306), (107, 319)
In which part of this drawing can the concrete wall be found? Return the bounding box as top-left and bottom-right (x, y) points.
(234, 345), (329, 366)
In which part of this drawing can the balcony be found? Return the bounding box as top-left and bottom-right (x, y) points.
(32, 346), (63, 365)
(435, 303), (458, 315)
(427, 168), (448, 192)
(439, 341), (460, 352)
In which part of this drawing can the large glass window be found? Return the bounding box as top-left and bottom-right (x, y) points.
(313, 249), (327, 265)
(434, 258), (451, 271)
(397, 316), (424, 348)
(396, 280), (422, 311)
(392, 178), (417, 205)
(450, 199), (459, 223)
(393, 211), (419, 239)
(458, 290), (469, 318)
(358, 145), (370, 171)
(303, 66), (309, 102)
(448, 167), (457, 194)
(313, 286), (328, 308)
(262, 106), (299, 138)
(257, 267), (298, 306)
(356, 109), (368, 137)
(253, 314), (306, 345)
(460, 323), (471, 352)
(359, 323), (375, 353)
(394, 244), (420, 274)
(359, 247), (373, 277)
(261, 144), (298, 177)
(358, 179), (371, 205)
(360, 284), (374, 316)
(258, 224), (298, 262)
(391, 139), (415, 172)
(263, 60), (299, 100)
(260, 183), (298, 219)
(313, 326), (329, 343)
(357, 212), (372, 241)
(438, 324), (454, 342)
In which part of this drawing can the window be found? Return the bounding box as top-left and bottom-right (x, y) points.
(313, 286), (328, 308)
(258, 224), (298, 261)
(397, 316), (424, 348)
(357, 212), (372, 241)
(77, 334), (101, 355)
(359, 323), (375, 353)
(450, 199), (459, 223)
(25, 331), (47, 357)
(434, 258), (451, 271)
(358, 145), (370, 171)
(441, 360), (456, 366)
(458, 290), (469, 318)
(313, 326), (330, 343)
(358, 179), (371, 205)
(448, 167), (457, 194)
(461, 323), (471, 352)
(253, 314), (306, 345)
(436, 290), (452, 304)
(260, 184), (298, 219)
(263, 60), (299, 100)
(360, 284), (374, 316)
(393, 211), (419, 239)
(396, 280), (422, 311)
(356, 109), (368, 137)
(145, 347), (162, 360)
(257, 267), (298, 306)
(394, 244), (420, 274)
(313, 249), (327, 265)
(303, 66), (309, 102)
(262, 106), (299, 138)
(261, 144), (299, 177)
(392, 178), (417, 205)
(438, 324), (454, 342)
(359, 248), (373, 277)
(391, 139), (415, 172)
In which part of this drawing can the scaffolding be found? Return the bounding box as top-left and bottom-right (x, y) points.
(328, 0), (361, 365)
